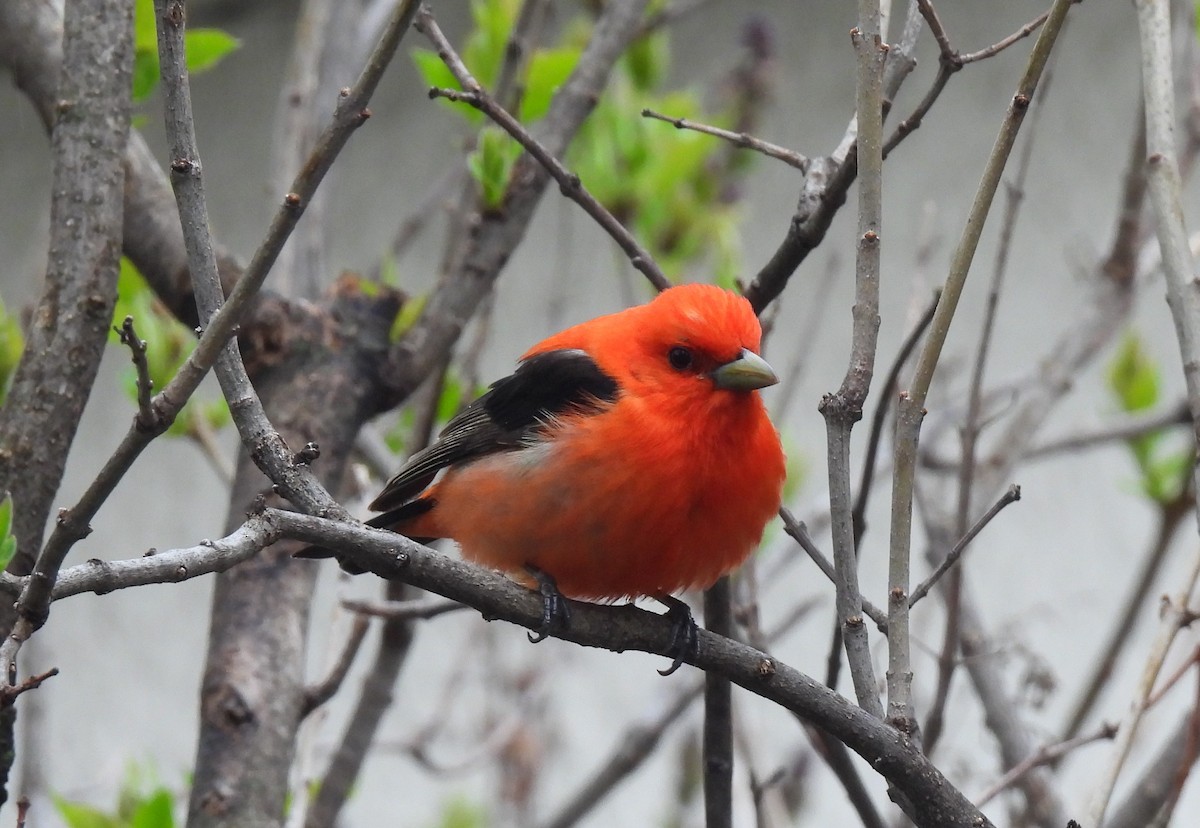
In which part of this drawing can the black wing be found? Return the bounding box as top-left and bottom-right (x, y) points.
(368, 349), (618, 512)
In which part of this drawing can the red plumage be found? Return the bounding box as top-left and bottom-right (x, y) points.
(368, 283), (786, 601)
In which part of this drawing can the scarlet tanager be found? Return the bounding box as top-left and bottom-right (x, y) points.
(302, 283), (785, 668)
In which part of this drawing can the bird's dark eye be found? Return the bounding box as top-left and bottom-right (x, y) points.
(668, 346), (694, 371)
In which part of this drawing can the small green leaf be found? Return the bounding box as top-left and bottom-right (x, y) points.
(54, 798), (122, 828)
(519, 47), (580, 122)
(0, 492), (16, 572)
(1108, 333), (1160, 413)
(623, 31), (669, 91)
(391, 293), (428, 342)
(132, 49), (160, 102)
(184, 29), (239, 73)
(434, 796), (488, 828)
(437, 373), (465, 422)
(467, 127), (519, 207)
(133, 0), (158, 51)
(129, 789), (174, 828)
(378, 253), (401, 288)
(0, 492), (13, 545)
(0, 295), (25, 407)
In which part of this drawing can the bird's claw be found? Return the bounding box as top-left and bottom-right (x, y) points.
(526, 565), (570, 643)
(656, 595), (698, 676)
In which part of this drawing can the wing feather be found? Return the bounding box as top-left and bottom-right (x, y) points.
(368, 349), (618, 512)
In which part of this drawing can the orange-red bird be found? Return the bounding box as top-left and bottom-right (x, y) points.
(306, 283), (785, 659)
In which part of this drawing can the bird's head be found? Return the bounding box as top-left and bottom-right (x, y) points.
(622, 283), (778, 403)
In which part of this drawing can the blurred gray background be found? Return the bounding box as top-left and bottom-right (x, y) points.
(2, 0), (1197, 825)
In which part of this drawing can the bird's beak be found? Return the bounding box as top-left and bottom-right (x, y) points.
(711, 349), (778, 391)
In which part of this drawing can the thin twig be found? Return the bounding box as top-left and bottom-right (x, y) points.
(0, 668), (58, 708)
(779, 510), (887, 629)
(1062, 493), (1191, 739)
(908, 484), (1021, 607)
(417, 8), (670, 293)
(300, 615), (371, 718)
(852, 289), (941, 542)
(1026, 402), (1189, 460)
(115, 316), (154, 429)
(641, 108), (808, 170)
(960, 10), (1050, 64)
(1147, 644), (1200, 708)
(703, 578), (734, 828)
(1087, 550), (1200, 824)
(974, 722), (1118, 807)
(818, 1), (887, 721)
(886, 0), (1073, 748)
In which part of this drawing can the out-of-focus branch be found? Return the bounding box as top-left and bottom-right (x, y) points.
(299, 615), (371, 718)
(385, 0), (654, 403)
(1090, 0), (1200, 819)
(419, 7), (668, 292)
(1062, 492), (1192, 739)
(1106, 707), (1200, 828)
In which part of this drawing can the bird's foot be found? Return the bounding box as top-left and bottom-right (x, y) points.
(656, 594), (698, 676)
(525, 565), (571, 643)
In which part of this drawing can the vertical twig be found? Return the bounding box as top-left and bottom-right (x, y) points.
(886, 0), (1074, 739)
(817, 0), (886, 720)
(703, 578), (733, 828)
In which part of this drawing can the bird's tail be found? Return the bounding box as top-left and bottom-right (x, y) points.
(293, 499), (437, 575)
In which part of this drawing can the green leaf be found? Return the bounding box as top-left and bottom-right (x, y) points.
(623, 32), (669, 91)
(54, 798), (122, 828)
(129, 0), (237, 100)
(463, 0), (519, 87)
(132, 49), (160, 102)
(411, 49), (460, 91)
(184, 29), (240, 73)
(0, 294), (25, 407)
(411, 50), (480, 123)
(434, 796), (487, 828)
(1108, 333), (1160, 413)
(391, 293), (428, 342)
(519, 47), (580, 122)
(0, 492), (16, 572)
(133, 0), (158, 51)
(129, 789), (175, 828)
(467, 127), (519, 207)
(436, 373), (465, 422)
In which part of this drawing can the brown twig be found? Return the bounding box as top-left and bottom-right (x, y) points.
(641, 108), (808, 170)
(974, 722), (1118, 807)
(0, 669), (58, 709)
(1062, 492), (1192, 739)
(908, 484), (1021, 608)
(779, 510), (887, 629)
(852, 289), (941, 542)
(115, 316), (154, 430)
(299, 615), (371, 719)
(703, 578), (734, 828)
